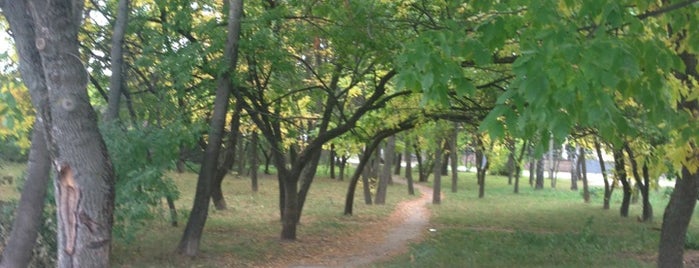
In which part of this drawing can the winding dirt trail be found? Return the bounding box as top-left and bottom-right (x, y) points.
(285, 179), (434, 268)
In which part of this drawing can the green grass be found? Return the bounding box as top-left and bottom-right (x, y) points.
(377, 172), (696, 267)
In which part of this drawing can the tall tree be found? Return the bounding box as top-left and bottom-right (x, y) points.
(103, 0), (129, 122)
(433, 138), (443, 204)
(594, 138), (612, 209)
(176, 0), (244, 256)
(3, 0), (117, 266)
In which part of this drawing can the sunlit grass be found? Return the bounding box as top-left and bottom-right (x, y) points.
(378, 172), (697, 267)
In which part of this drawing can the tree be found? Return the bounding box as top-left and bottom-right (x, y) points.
(432, 137), (443, 204)
(103, 0), (129, 122)
(594, 138), (613, 210)
(2, 0), (116, 266)
(176, 0), (243, 256)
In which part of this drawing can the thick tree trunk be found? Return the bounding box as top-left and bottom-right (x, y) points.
(281, 176), (300, 240)
(10, 1), (117, 266)
(344, 143), (381, 215)
(595, 139), (612, 209)
(641, 164), (653, 221)
(433, 140), (442, 204)
(382, 136), (396, 186)
(0, 120), (51, 268)
(104, 0), (130, 122)
(177, 0), (243, 256)
(658, 166), (699, 267)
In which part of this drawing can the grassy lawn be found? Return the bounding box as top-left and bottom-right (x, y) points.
(378, 172), (697, 268)
(3, 160), (699, 267)
(0, 161), (411, 267)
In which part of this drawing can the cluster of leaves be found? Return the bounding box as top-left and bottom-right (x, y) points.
(101, 122), (200, 241)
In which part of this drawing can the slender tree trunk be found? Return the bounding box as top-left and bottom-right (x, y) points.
(658, 166), (699, 267)
(613, 148), (631, 217)
(513, 141), (527, 194)
(0, 3), (55, 266)
(414, 143), (428, 182)
(450, 126), (459, 193)
(580, 146), (590, 203)
(571, 146), (579, 190)
(624, 143), (652, 222)
(433, 139), (442, 204)
(296, 148), (322, 223)
(329, 144), (336, 179)
(535, 158), (544, 190)
(548, 137), (556, 188)
(394, 153), (402, 175)
(375, 138), (391, 204)
(166, 196), (178, 227)
(475, 135), (487, 198)
(177, 0), (243, 256)
(594, 139), (612, 209)
(250, 131), (259, 192)
(104, 0), (130, 122)
(339, 155), (347, 181)
(382, 136), (396, 186)
(0, 120), (51, 268)
(344, 138), (384, 215)
(212, 101), (243, 210)
(405, 140), (415, 195)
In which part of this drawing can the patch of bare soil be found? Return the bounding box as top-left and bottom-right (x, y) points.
(263, 178), (434, 268)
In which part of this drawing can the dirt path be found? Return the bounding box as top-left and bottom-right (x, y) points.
(285, 179), (434, 268)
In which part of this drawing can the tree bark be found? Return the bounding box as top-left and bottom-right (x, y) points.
(0, 120), (51, 268)
(211, 101), (244, 210)
(475, 135), (487, 198)
(658, 166), (699, 267)
(513, 141), (527, 194)
(344, 144), (379, 215)
(579, 146), (590, 203)
(570, 145), (579, 190)
(449, 126), (459, 193)
(375, 138), (390, 204)
(594, 138), (612, 209)
(250, 131), (259, 192)
(1, 2), (55, 266)
(394, 153), (402, 175)
(382, 136), (396, 186)
(433, 139), (442, 204)
(329, 144), (336, 179)
(535, 158), (544, 190)
(104, 0), (129, 122)
(623, 143), (652, 221)
(177, 0), (243, 256)
(613, 148), (631, 217)
(405, 140), (415, 195)
(9, 1), (117, 266)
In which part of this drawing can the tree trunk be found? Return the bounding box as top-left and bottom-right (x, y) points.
(280, 175), (300, 240)
(624, 143), (652, 222)
(658, 166), (699, 267)
(613, 148), (631, 217)
(450, 127), (459, 193)
(329, 144), (336, 179)
(250, 131), (259, 192)
(104, 0), (130, 122)
(344, 139), (384, 215)
(177, 0), (243, 256)
(375, 138), (390, 204)
(433, 139), (442, 204)
(339, 155), (347, 181)
(9, 1), (117, 266)
(594, 139), (612, 209)
(394, 153), (402, 175)
(535, 158), (544, 190)
(295, 148), (322, 223)
(405, 140), (415, 195)
(579, 146), (590, 203)
(382, 136), (396, 186)
(475, 135), (487, 198)
(414, 143), (428, 182)
(1, 3), (56, 266)
(0, 120), (51, 268)
(548, 136), (556, 188)
(362, 157), (374, 205)
(212, 101), (244, 210)
(570, 146), (579, 190)
(513, 141), (527, 194)
(166, 196), (178, 227)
